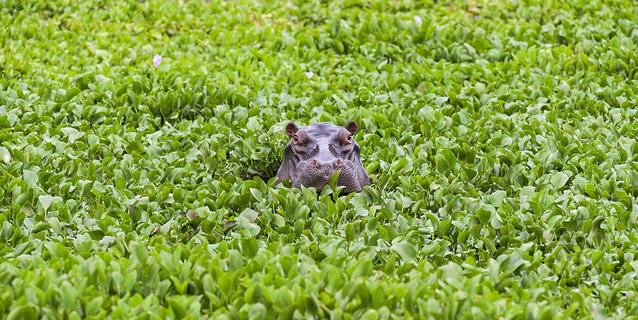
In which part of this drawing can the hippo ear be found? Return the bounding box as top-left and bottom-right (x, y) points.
(345, 120), (358, 135)
(285, 122), (299, 138)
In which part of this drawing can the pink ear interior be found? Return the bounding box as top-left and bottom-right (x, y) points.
(286, 122), (299, 137)
(345, 121), (358, 135)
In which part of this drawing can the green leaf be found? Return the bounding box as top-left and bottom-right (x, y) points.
(435, 153), (449, 173)
(501, 252), (529, 274)
(477, 204), (495, 225)
(391, 239), (416, 262)
(488, 190), (507, 207)
(239, 208), (259, 223)
(23, 169), (38, 188)
(0, 147), (10, 163)
(7, 304), (37, 320)
(61, 127), (84, 143)
(228, 249), (244, 271)
(218, 274), (232, 297)
(241, 237), (258, 258)
(38, 195), (61, 211)
(130, 241), (148, 264)
(246, 117), (260, 131)
(250, 188), (263, 201)
(551, 172), (569, 190)
(87, 134), (99, 148)
(85, 297), (103, 316)
(390, 158), (408, 173)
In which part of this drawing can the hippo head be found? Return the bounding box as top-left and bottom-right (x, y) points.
(275, 121), (371, 194)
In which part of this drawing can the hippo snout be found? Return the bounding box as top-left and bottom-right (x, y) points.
(292, 159), (362, 193)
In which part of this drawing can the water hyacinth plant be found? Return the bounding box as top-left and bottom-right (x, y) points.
(0, 0), (637, 318)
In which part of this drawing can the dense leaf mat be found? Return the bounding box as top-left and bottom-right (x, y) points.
(1, 0), (638, 318)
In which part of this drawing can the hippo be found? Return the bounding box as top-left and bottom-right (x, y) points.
(275, 121), (370, 194)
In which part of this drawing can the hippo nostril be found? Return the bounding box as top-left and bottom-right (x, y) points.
(333, 159), (343, 168)
(309, 160), (317, 167)
(336, 159), (343, 166)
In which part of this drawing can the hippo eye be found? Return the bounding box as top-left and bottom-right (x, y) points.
(343, 135), (352, 145)
(293, 136), (299, 143)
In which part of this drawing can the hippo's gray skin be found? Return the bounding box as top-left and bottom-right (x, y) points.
(275, 121), (370, 194)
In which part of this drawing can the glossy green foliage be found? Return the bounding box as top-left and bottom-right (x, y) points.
(1, 0), (638, 318)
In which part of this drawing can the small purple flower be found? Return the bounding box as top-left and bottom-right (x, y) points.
(153, 54), (162, 67)
(305, 71), (314, 79)
(414, 15), (422, 25)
